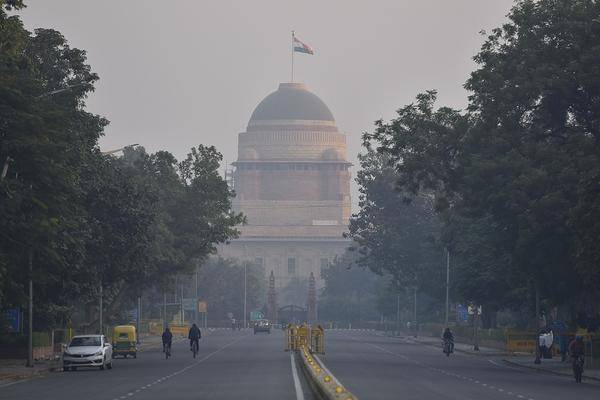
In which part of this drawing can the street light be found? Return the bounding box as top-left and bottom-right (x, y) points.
(36, 82), (90, 98)
(101, 144), (140, 155)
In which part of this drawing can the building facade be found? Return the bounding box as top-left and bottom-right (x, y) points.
(218, 82), (351, 299)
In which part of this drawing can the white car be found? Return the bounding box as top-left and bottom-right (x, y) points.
(63, 334), (113, 371)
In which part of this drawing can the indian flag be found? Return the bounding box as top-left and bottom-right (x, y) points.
(293, 36), (314, 55)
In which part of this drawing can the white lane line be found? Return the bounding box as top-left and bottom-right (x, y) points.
(290, 352), (305, 400)
(112, 334), (247, 400)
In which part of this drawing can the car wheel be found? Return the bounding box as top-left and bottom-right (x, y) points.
(133, 353), (137, 359)
(107, 361), (113, 370)
(99, 359), (105, 370)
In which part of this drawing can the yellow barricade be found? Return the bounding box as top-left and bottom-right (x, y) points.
(168, 324), (189, 337)
(297, 324), (310, 349)
(311, 325), (325, 354)
(285, 324), (297, 351)
(506, 332), (537, 353)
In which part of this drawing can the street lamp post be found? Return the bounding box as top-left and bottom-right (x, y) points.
(101, 144), (140, 156)
(99, 285), (103, 335)
(396, 293), (401, 335)
(26, 252), (33, 367)
(36, 82), (90, 99)
(243, 262), (247, 329)
(445, 249), (450, 327)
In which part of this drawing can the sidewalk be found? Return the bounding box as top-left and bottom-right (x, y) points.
(0, 359), (60, 386)
(406, 334), (507, 356)
(503, 355), (600, 382)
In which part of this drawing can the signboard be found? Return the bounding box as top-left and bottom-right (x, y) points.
(128, 309), (138, 320)
(197, 301), (207, 313)
(183, 298), (197, 311)
(456, 304), (469, 322)
(468, 305), (482, 316)
(250, 311), (264, 321)
(5, 309), (20, 333)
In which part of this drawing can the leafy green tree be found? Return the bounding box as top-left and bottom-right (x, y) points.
(193, 257), (264, 323)
(348, 148), (445, 306)
(318, 251), (388, 324)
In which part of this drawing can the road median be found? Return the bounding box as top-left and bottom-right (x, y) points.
(297, 345), (358, 400)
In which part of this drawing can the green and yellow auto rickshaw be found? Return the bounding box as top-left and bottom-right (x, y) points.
(112, 325), (137, 358)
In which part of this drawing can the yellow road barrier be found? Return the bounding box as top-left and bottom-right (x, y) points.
(298, 345), (358, 400)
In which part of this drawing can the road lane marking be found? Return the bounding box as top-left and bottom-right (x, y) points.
(290, 352), (305, 400)
(366, 341), (535, 400)
(109, 334), (247, 400)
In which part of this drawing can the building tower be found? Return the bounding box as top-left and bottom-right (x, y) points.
(219, 82), (351, 303)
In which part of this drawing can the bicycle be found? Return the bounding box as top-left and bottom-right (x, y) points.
(573, 355), (584, 383)
(191, 339), (199, 358)
(163, 342), (171, 359)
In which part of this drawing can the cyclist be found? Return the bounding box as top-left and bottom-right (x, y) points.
(188, 323), (201, 352)
(162, 327), (173, 356)
(569, 335), (585, 382)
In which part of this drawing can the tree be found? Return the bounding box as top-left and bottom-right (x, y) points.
(348, 147), (445, 307)
(318, 251), (390, 324)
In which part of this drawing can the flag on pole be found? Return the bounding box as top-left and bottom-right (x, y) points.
(293, 36), (314, 55)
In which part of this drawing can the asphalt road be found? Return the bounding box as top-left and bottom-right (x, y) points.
(2, 328), (599, 400)
(320, 330), (600, 400)
(0, 329), (309, 400)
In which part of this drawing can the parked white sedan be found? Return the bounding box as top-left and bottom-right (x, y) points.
(63, 335), (113, 371)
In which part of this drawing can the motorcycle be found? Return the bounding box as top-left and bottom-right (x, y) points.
(573, 355), (584, 383)
(443, 338), (454, 356)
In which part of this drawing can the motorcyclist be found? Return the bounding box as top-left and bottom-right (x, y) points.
(162, 327), (173, 353)
(442, 327), (454, 353)
(188, 323), (201, 351)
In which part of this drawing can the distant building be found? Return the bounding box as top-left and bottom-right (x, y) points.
(218, 82), (351, 302)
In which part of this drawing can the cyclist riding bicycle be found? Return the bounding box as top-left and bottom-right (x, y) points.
(188, 323), (201, 351)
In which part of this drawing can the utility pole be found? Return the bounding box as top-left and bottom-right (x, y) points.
(445, 249), (450, 327)
(180, 283), (184, 325)
(396, 293), (401, 335)
(163, 293), (167, 329)
(99, 285), (103, 335)
(413, 287), (418, 338)
(243, 262), (247, 329)
(26, 252), (33, 367)
(195, 265), (199, 324)
(136, 296), (141, 344)
(473, 303), (480, 351)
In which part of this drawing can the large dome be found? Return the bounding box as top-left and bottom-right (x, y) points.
(249, 83), (334, 123)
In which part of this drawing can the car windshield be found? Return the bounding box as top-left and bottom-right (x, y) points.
(69, 337), (101, 347)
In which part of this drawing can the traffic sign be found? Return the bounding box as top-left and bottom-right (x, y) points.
(456, 304), (469, 322)
(5, 309), (20, 333)
(468, 305), (482, 315)
(250, 311), (264, 321)
(197, 301), (207, 313)
(183, 298), (197, 311)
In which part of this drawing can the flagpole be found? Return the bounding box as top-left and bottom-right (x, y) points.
(291, 30), (294, 83)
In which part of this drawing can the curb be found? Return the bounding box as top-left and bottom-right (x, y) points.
(297, 347), (358, 400)
(502, 359), (600, 383)
(402, 335), (508, 357)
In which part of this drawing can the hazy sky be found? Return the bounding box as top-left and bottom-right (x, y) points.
(19, 0), (515, 208)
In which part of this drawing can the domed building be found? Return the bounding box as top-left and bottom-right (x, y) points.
(219, 82), (351, 303)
